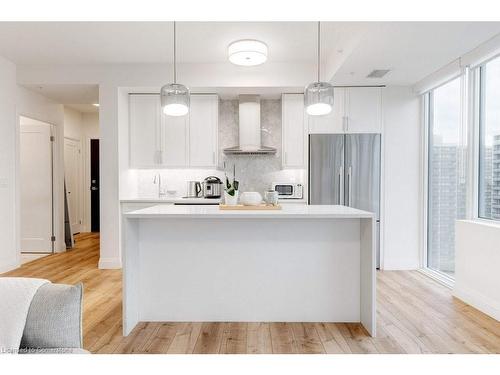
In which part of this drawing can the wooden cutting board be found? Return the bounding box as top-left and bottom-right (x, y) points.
(219, 204), (282, 210)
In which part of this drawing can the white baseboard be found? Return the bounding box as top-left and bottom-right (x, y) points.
(0, 260), (21, 274)
(98, 257), (122, 269)
(453, 285), (500, 321)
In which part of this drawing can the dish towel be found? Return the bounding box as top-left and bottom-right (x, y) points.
(0, 277), (49, 354)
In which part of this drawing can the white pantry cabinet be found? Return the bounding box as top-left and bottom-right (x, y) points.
(129, 94), (161, 167)
(129, 93), (219, 168)
(188, 95), (218, 168)
(307, 87), (382, 134)
(282, 94), (307, 168)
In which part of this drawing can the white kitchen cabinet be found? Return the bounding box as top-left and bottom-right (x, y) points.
(189, 94), (218, 168)
(345, 87), (382, 133)
(129, 93), (219, 168)
(129, 94), (161, 167)
(307, 87), (346, 134)
(161, 113), (189, 167)
(307, 87), (382, 134)
(282, 94), (307, 168)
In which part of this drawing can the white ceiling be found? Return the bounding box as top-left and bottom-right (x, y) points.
(24, 84), (99, 113)
(332, 22), (500, 85)
(2, 22), (500, 105)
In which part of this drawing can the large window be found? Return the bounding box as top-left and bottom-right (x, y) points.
(427, 77), (466, 277)
(478, 55), (500, 221)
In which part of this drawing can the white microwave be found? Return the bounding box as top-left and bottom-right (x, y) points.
(271, 182), (303, 199)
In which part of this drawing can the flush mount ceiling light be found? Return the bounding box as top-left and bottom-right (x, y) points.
(228, 39), (268, 66)
(161, 21), (190, 117)
(304, 22), (334, 116)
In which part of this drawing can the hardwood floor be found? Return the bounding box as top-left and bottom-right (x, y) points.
(2, 232), (499, 354)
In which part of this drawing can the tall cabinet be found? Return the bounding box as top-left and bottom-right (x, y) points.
(129, 93), (218, 168)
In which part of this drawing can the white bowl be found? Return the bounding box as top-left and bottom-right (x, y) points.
(239, 191), (263, 206)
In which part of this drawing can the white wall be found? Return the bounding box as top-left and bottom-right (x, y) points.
(82, 112), (99, 232)
(63, 108), (100, 232)
(382, 86), (421, 270)
(454, 220), (500, 320)
(0, 57), (18, 272)
(17, 86), (66, 253)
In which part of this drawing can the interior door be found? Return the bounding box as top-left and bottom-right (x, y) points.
(20, 119), (54, 253)
(309, 134), (344, 204)
(64, 138), (81, 234)
(90, 139), (100, 232)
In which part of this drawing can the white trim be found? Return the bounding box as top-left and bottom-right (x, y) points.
(469, 67), (481, 221)
(418, 268), (454, 289)
(98, 257), (122, 269)
(413, 59), (462, 95)
(0, 260), (21, 274)
(453, 284), (500, 321)
(461, 32), (500, 69)
(421, 93), (430, 269)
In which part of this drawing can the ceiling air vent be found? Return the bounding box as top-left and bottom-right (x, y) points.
(366, 69), (390, 78)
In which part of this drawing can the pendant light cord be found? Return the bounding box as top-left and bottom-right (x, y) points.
(317, 21), (321, 82)
(173, 21), (177, 84)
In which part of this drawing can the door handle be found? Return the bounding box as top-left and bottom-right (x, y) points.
(347, 166), (352, 206)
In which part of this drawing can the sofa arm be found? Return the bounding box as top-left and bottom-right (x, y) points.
(20, 283), (83, 350)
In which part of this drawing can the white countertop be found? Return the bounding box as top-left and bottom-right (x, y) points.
(124, 204), (374, 219)
(120, 197), (221, 204)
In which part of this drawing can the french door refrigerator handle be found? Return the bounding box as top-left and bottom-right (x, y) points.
(347, 166), (352, 206)
(338, 166), (344, 205)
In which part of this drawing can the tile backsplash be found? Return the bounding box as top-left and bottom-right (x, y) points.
(127, 98), (306, 198)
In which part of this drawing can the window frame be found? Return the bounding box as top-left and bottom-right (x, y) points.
(476, 54), (500, 222)
(422, 74), (466, 283)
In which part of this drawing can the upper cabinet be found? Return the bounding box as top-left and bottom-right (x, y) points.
(282, 94), (307, 168)
(308, 87), (346, 134)
(129, 94), (161, 167)
(129, 93), (219, 168)
(188, 95), (218, 168)
(307, 87), (382, 134)
(161, 114), (189, 167)
(344, 87), (382, 133)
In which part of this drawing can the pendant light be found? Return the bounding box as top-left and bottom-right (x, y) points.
(304, 22), (334, 116)
(161, 21), (190, 116)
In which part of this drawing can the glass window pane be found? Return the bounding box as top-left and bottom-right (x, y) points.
(479, 56), (500, 220)
(427, 77), (465, 277)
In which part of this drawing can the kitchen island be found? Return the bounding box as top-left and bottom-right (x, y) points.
(122, 204), (376, 336)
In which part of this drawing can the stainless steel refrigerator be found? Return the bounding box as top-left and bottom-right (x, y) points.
(309, 134), (381, 267)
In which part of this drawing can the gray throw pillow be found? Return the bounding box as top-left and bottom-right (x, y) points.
(20, 283), (83, 349)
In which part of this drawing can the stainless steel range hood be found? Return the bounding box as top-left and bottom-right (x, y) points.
(223, 95), (277, 155)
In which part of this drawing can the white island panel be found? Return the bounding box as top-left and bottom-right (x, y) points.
(122, 205), (376, 336)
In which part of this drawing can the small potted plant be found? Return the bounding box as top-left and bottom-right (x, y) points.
(224, 165), (239, 205)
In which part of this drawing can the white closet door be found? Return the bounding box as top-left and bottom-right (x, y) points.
(64, 138), (82, 234)
(20, 120), (53, 253)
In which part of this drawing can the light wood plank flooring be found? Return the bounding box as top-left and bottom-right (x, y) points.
(2, 233), (499, 354)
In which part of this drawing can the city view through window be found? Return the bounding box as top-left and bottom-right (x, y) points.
(428, 77), (465, 276)
(427, 55), (500, 278)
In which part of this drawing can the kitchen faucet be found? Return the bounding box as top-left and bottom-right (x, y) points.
(153, 173), (166, 198)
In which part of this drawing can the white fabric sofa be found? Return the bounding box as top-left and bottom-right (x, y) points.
(0, 278), (89, 354)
